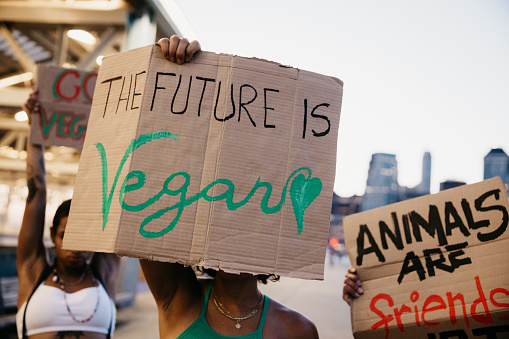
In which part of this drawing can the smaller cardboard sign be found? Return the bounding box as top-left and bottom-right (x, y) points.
(30, 64), (97, 149)
(344, 177), (509, 338)
(63, 44), (343, 280)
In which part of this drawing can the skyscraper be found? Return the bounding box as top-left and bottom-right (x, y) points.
(484, 148), (509, 184)
(360, 153), (399, 211)
(418, 151), (431, 195)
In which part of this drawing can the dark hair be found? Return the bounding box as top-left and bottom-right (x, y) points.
(51, 199), (72, 235)
(256, 274), (280, 285)
(199, 268), (280, 284)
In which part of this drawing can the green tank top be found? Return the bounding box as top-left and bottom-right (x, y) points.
(177, 283), (269, 339)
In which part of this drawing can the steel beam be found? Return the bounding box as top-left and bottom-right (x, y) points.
(0, 88), (31, 108)
(144, 0), (198, 40)
(0, 1), (129, 26)
(0, 24), (37, 74)
(77, 26), (123, 69)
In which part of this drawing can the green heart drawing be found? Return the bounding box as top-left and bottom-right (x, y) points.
(290, 173), (322, 234)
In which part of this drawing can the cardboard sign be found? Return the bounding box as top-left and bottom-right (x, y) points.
(63, 44), (343, 280)
(30, 64), (97, 149)
(344, 177), (509, 338)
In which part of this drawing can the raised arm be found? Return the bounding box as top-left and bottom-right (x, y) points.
(16, 90), (49, 306)
(138, 35), (202, 308)
(92, 253), (121, 300)
(139, 260), (198, 307)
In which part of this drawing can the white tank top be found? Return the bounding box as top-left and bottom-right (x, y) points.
(16, 282), (116, 338)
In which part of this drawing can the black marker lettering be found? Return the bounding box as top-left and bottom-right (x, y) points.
(238, 84), (257, 127)
(214, 82), (235, 122)
(380, 212), (404, 250)
(311, 103), (331, 137)
(131, 71), (146, 110)
(444, 201), (470, 237)
(171, 75), (192, 115)
(403, 213), (412, 244)
(116, 74), (132, 114)
(475, 189), (508, 242)
(356, 224), (385, 266)
(263, 88), (279, 128)
(196, 76), (215, 116)
(462, 198), (490, 230)
(101, 76), (122, 118)
(445, 242), (472, 271)
(302, 99), (308, 139)
(410, 205), (448, 246)
(398, 251), (426, 284)
(151, 72), (176, 111)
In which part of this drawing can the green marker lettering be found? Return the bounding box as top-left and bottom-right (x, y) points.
(97, 131), (322, 237)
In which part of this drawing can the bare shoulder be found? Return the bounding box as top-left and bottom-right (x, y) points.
(263, 298), (319, 339)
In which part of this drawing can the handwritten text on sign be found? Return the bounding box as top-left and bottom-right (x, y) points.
(63, 47), (342, 279)
(99, 71), (331, 139)
(355, 188), (508, 284)
(34, 65), (97, 148)
(344, 179), (509, 339)
(96, 131), (322, 238)
(370, 275), (509, 337)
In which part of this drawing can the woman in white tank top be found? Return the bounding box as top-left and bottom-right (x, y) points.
(16, 88), (120, 339)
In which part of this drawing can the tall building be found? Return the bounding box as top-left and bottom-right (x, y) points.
(418, 151), (431, 194)
(360, 153), (399, 211)
(484, 148), (509, 184)
(440, 180), (466, 191)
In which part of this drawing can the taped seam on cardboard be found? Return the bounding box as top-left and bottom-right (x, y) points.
(274, 69), (301, 275)
(116, 45), (155, 254)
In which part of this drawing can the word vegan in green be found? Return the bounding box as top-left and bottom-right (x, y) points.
(96, 131), (322, 238)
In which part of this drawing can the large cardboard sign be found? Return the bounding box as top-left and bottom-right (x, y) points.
(63, 44), (343, 280)
(30, 64), (97, 149)
(344, 177), (509, 338)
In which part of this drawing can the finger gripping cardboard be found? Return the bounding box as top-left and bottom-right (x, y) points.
(63, 44), (343, 280)
(344, 177), (509, 338)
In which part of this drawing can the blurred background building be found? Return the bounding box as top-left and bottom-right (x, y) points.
(484, 148), (509, 186)
(329, 148), (508, 262)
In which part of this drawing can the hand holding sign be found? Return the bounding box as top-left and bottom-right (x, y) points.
(158, 36), (201, 64)
(343, 267), (363, 306)
(22, 88), (40, 118)
(63, 35), (343, 280)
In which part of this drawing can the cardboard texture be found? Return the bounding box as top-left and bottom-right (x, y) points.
(63, 44), (343, 280)
(30, 64), (97, 149)
(344, 177), (509, 338)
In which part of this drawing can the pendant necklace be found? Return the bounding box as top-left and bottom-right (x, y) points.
(213, 291), (264, 329)
(53, 267), (100, 323)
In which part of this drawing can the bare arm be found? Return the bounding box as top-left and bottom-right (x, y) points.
(139, 260), (198, 308)
(92, 253), (121, 300)
(16, 90), (48, 306)
(137, 35), (202, 308)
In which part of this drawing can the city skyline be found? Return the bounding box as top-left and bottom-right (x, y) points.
(175, 0), (509, 198)
(337, 147), (508, 200)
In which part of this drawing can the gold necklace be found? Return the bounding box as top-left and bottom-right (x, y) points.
(212, 291), (264, 329)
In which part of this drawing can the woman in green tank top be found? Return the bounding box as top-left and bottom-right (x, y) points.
(140, 37), (319, 339)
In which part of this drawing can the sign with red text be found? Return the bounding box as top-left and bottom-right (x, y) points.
(344, 177), (509, 338)
(30, 64), (97, 149)
(63, 44), (343, 280)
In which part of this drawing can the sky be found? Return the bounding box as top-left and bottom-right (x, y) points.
(175, 0), (509, 197)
